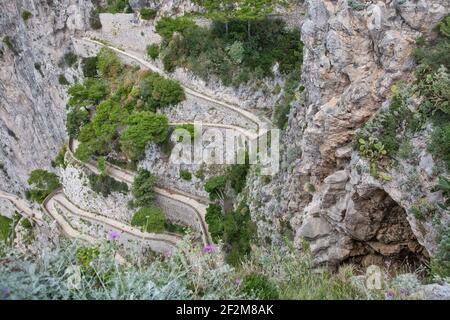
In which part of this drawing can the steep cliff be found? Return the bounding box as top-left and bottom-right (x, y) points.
(247, 0), (450, 267)
(0, 0), (91, 196)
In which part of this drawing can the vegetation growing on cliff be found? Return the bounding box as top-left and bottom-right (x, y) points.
(66, 48), (183, 163)
(26, 169), (61, 203)
(155, 16), (302, 87)
(355, 16), (450, 175)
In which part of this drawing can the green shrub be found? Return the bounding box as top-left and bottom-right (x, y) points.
(223, 201), (256, 266)
(97, 156), (107, 176)
(204, 175), (227, 200)
(89, 8), (102, 30)
(131, 207), (166, 233)
(0, 215), (13, 243)
(20, 218), (33, 230)
(439, 15), (450, 37)
(140, 7), (157, 20)
(66, 108), (89, 138)
(146, 43), (159, 60)
(64, 52), (78, 67)
(432, 176), (450, 210)
(58, 74), (70, 85)
(428, 122), (450, 170)
(131, 169), (156, 207)
(106, 0), (132, 13)
(227, 162), (249, 194)
(180, 169), (192, 181)
(139, 72), (185, 110)
(156, 17), (197, 40)
(97, 48), (123, 79)
(34, 62), (44, 77)
(175, 124), (195, 142)
(27, 169), (61, 203)
(273, 103), (291, 129)
(21, 10), (32, 21)
(67, 78), (109, 107)
(348, 0), (366, 11)
(3, 36), (19, 55)
(88, 173), (128, 197)
(157, 17), (303, 86)
(120, 112), (169, 160)
(81, 56), (98, 78)
(51, 145), (67, 169)
(205, 204), (224, 243)
(242, 273), (279, 300)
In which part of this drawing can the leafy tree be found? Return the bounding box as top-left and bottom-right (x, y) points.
(131, 207), (166, 233)
(81, 56), (98, 78)
(27, 170), (61, 203)
(236, 0), (275, 38)
(131, 169), (156, 207)
(227, 161), (249, 193)
(88, 173), (128, 197)
(140, 7), (157, 20)
(67, 78), (109, 107)
(66, 108), (89, 138)
(204, 175), (227, 200)
(120, 112), (169, 160)
(146, 44), (160, 60)
(97, 48), (123, 79)
(192, 0), (239, 34)
(155, 17), (197, 40)
(139, 72), (185, 110)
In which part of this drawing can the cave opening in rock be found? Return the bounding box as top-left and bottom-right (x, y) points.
(344, 188), (429, 272)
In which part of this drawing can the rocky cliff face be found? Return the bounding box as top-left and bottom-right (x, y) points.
(0, 0), (91, 196)
(248, 0), (449, 267)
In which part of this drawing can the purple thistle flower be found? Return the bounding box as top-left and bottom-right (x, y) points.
(234, 278), (242, 286)
(107, 229), (119, 241)
(386, 289), (395, 298)
(202, 245), (215, 253)
(399, 288), (406, 297)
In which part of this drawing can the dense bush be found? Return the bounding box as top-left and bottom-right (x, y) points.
(223, 201), (256, 266)
(88, 173), (128, 197)
(81, 56), (98, 78)
(58, 74), (70, 85)
(27, 169), (61, 203)
(64, 52), (78, 68)
(428, 122), (450, 169)
(227, 162), (249, 194)
(139, 72), (185, 111)
(146, 43), (159, 60)
(68, 78), (109, 107)
(175, 124), (195, 142)
(179, 169), (192, 181)
(155, 17), (197, 39)
(120, 112), (169, 160)
(131, 207), (166, 233)
(21, 10), (32, 21)
(156, 17), (303, 86)
(97, 48), (124, 79)
(140, 7), (157, 20)
(66, 108), (89, 138)
(51, 145), (67, 169)
(89, 8), (102, 30)
(204, 175), (227, 200)
(242, 273), (279, 300)
(205, 204), (224, 243)
(131, 169), (156, 207)
(0, 215), (13, 243)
